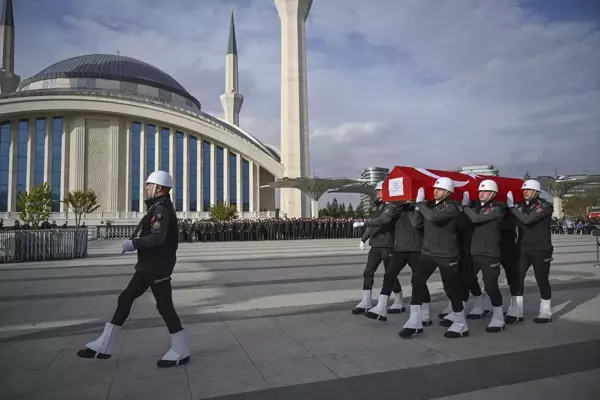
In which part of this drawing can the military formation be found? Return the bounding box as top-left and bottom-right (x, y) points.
(176, 217), (369, 242)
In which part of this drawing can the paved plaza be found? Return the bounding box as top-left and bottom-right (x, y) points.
(0, 235), (599, 399)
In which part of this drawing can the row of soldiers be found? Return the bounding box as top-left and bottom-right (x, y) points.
(176, 218), (370, 243)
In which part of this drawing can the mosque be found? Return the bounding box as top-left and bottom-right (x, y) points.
(0, 0), (314, 223)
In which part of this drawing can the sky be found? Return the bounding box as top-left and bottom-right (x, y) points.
(10, 0), (600, 207)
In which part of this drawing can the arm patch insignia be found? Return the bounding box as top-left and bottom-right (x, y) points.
(151, 220), (161, 229)
(484, 207), (492, 215)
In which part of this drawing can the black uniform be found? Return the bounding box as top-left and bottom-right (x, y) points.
(111, 194), (183, 334)
(360, 202), (399, 291)
(461, 200), (505, 307)
(411, 199), (463, 312)
(499, 208), (519, 296)
(510, 198), (554, 300)
(381, 204), (427, 300)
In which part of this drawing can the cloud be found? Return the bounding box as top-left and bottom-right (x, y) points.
(12, 0), (600, 205)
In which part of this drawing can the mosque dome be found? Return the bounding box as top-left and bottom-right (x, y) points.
(17, 53), (201, 111)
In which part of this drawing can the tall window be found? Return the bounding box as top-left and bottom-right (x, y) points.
(0, 122), (10, 212)
(34, 118), (45, 186)
(229, 153), (237, 207)
(242, 159), (250, 212)
(216, 146), (224, 204)
(189, 136), (198, 212)
(146, 124), (156, 175)
(131, 122), (141, 212)
(202, 141), (211, 210)
(51, 117), (62, 211)
(175, 131), (184, 210)
(160, 128), (170, 172)
(15, 120), (28, 211)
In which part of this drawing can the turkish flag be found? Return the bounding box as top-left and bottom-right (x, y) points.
(382, 166), (524, 203)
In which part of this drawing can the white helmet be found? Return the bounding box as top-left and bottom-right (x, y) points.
(146, 170), (173, 188)
(522, 179), (541, 192)
(478, 179), (498, 192)
(375, 181), (384, 191)
(433, 177), (455, 193)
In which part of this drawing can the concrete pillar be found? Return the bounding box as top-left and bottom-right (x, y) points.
(7, 119), (17, 211)
(107, 120), (119, 211)
(43, 117), (51, 185)
(124, 120), (131, 212)
(274, 0), (312, 218)
(210, 142), (216, 207)
(248, 160), (255, 212)
(197, 136), (203, 212)
(59, 116), (69, 212)
(236, 153), (243, 211)
(139, 122), (147, 212)
(154, 125), (160, 171)
(223, 147), (230, 205)
(25, 118), (35, 191)
(169, 128), (176, 206)
(311, 199), (319, 218)
(68, 116), (86, 191)
(182, 132), (190, 212)
(254, 163), (261, 212)
(553, 197), (563, 219)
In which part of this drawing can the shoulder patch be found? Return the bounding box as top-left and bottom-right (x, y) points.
(151, 220), (161, 229)
(483, 207), (492, 215)
(155, 213), (162, 220)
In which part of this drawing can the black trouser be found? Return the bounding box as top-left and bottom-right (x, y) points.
(516, 250), (553, 300)
(381, 251), (424, 299)
(411, 254), (463, 312)
(470, 255), (502, 307)
(362, 247), (396, 291)
(458, 256), (483, 302)
(501, 246), (519, 296)
(111, 271), (183, 334)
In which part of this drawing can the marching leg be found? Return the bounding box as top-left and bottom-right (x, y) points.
(505, 252), (529, 324)
(439, 259), (469, 338)
(399, 255), (436, 338)
(353, 248), (382, 314)
(532, 251), (553, 323)
(365, 251), (404, 321)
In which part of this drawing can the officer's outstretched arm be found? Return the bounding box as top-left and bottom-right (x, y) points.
(364, 205), (398, 227)
(417, 202), (459, 222)
(361, 227), (372, 242)
(133, 205), (170, 249)
(510, 202), (553, 225)
(409, 209), (424, 229)
(463, 204), (504, 224)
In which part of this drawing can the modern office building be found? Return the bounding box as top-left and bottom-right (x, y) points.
(359, 166), (389, 209)
(457, 165), (500, 176)
(0, 2), (284, 223)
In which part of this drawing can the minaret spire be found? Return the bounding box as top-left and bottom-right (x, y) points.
(220, 10), (244, 126)
(0, 0), (20, 93)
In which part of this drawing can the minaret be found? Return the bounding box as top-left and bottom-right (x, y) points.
(220, 11), (244, 126)
(0, 0), (20, 93)
(274, 0), (312, 218)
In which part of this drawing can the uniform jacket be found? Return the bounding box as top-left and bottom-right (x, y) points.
(393, 204), (424, 253)
(461, 200), (504, 259)
(361, 201), (396, 248)
(133, 194), (179, 276)
(511, 197), (554, 252)
(417, 199), (461, 259)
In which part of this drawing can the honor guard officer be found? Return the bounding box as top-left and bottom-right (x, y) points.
(399, 177), (467, 339)
(505, 179), (554, 324)
(77, 170), (191, 368)
(459, 180), (506, 333)
(352, 181), (403, 315)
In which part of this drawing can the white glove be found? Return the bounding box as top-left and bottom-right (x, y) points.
(416, 187), (425, 203)
(357, 221), (365, 227)
(359, 241), (365, 250)
(507, 191), (514, 208)
(353, 222), (358, 228)
(462, 191), (470, 206)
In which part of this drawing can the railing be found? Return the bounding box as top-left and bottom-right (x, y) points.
(0, 229), (89, 263)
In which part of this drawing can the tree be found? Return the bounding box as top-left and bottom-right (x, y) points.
(209, 202), (238, 221)
(354, 202), (366, 218)
(62, 190), (101, 226)
(17, 183), (52, 227)
(562, 187), (600, 217)
(346, 202), (355, 218)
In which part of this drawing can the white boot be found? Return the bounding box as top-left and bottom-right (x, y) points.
(486, 306), (506, 333)
(438, 300), (452, 319)
(483, 292), (492, 315)
(365, 294), (389, 321)
(504, 295), (524, 324)
(398, 304), (424, 338)
(352, 290), (372, 315)
(77, 322), (119, 359)
(467, 294), (485, 319)
(444, 310), (469, 338)
(387, 291), (406, 314)
(534, 299), (552, 323)
(440, 301), (466, 327)
(421, 302), (433, 326)
(157, 330), (191, 368)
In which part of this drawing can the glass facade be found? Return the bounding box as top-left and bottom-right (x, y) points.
(189, 136), (198, 212)
(146, 124), (156, 175)
(202, 141), (211, 210)
(160, 128), (169, 172)
(15, 121), (28, 211)
(229, 153), (237, 206)
(175, 131), (184, 210)
(34, 119), (45, 186)
(216, 146), (224, 204)
(242, 159), (250, 212)
(51, 118), (62, 211)
(0, 122), (9, 212)
(131, 122), (141, 212)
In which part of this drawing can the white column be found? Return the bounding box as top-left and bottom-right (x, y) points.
(107, 120), (119, 212)
(25, 118), (35, 191)
(209, 142), (216, 207)
(223, 147), (230, 205)
(139, 122), (147, 212)
(68, 116), (86, 191)
(182, 132), (190, 212)
(59, 117), (69, 212)
(254, 163), (261, 212)
(553, 197), (563, 219)
(168, 128), (176, 207)
(248, 160), (255, 212)
(197, 136), (203, 212)
(124, 120), (131, 212)
(43, 117), (51, 185)
(154, 125), (161, 171)
(236, 154), (243, 212)
(7, 119), (17, 212)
